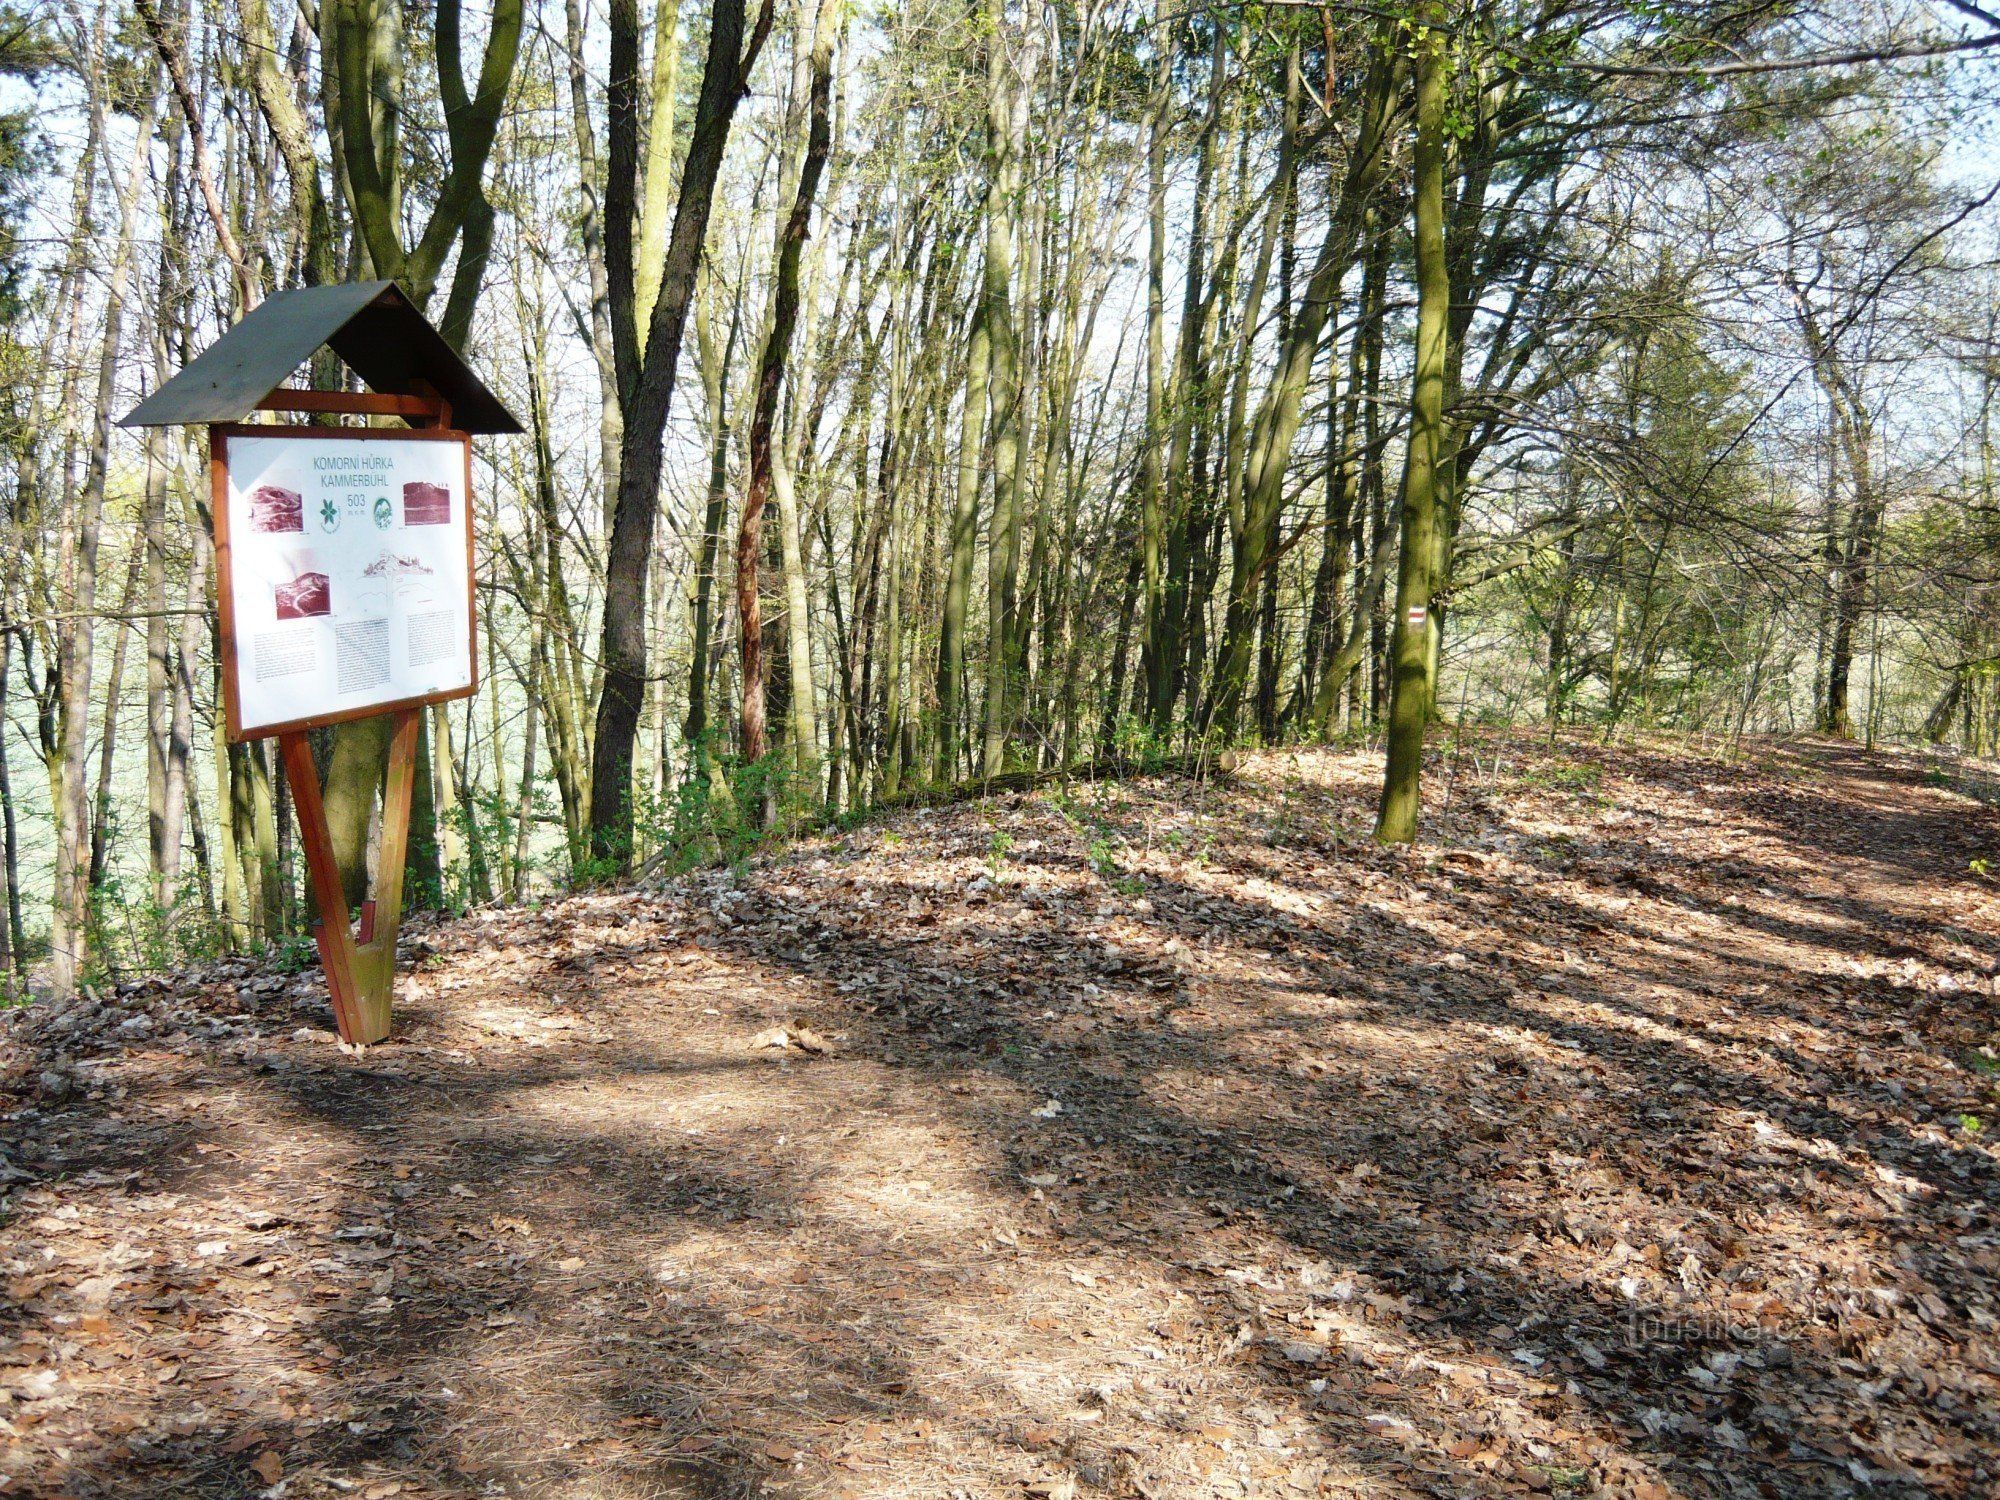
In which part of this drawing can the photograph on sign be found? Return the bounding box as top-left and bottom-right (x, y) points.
(218, 430), (474, 738)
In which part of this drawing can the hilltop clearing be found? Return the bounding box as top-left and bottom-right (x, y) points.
(2, 736), (1997, 1499)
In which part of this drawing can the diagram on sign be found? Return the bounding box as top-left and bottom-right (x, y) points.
(221, 433), (472, 736)
(274, 548), (332, 619)
(358, 549), (441, 611)
(250, 483), (304, 533)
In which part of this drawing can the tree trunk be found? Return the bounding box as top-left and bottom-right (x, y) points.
(634, 0), (685, 338)
(561, 0), (625, 526)
(90, 546), (144, 892)
(1375, 16), (1448, 844)
(588, 0), (772, 867)
(1136, 10), (1170, 744)
(0, 631), (21, 988)
(1794, 299), (1882, 740)
(739, 0), (836, 766)
(143, 422), (185, 913)
(50, 78), (155, 998)
(1147, 32), (1223, 736)
(1209, 35), (1399, 736)
(687, 283), (740, 767)
(978, 0), (1030, 777)
(937, 300), (989, 782)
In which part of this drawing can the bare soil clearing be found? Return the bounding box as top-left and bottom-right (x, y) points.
(2, 735), (1997, 1499)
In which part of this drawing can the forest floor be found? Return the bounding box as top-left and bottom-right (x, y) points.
(2, 733), (1999, 1500)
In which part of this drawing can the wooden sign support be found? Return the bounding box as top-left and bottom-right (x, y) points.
(279, 708), (418, 1045)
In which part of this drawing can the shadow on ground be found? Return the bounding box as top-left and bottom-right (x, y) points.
(2, 733), (1996, 1499)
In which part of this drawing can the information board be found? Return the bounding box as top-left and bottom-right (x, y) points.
(212, 426), (477, 740)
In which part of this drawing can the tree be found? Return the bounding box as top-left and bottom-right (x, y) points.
(1374, 5), (1448, 845)
(739, 0), (838, 769)
(586, 0), (775, 869)
(308, 0), (523, 907)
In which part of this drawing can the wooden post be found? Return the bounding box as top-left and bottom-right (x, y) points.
(278, 707), (420, 1045)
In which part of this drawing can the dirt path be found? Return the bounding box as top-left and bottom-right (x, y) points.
(2, 735), (1997, 1499)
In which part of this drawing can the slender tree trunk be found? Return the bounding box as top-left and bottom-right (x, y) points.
(1360, 212), (1390, 727)
(589, 0), (772, 866)
(979, 0), (1032, 775)
(1794, 301), (1882, 740)
(773, 438), (819, 771)
(739, 0), (836, 766)
(160, 502), (201, 914)
(879, 390), (907, 794)
(1308, 206), (1384, 737)
(562, 0), (625, 525)
(1102, 549), (1142, 749)
(406, 713), (444, 904)
(512, 661), (540, 902)
(480, 616), (511, 894)
(50, 81), (156, 998)
(90, 546), (144, 892)
(1148, 37), (1222, 735)
(0, 632), (21, 987)
(248, 743), (283, 943)
(634, 0), (685, 337)
(688, 286), (740, 766)
(1375, 17), (1448, 844)
(144, 423), (178, 911)
(1303, 332), (1358, 733)
(227, 742), (266, 946)
(937, 301), (989, 782)
(1823, 471), (1884, 739)
(516, 348), (594, 870)
(200, 516), (250, 948)
(431, 701), (463, 901)
(853, 443), (888, 795)
(1210, 35), (1399, 736)
(1137, 12), (1170, 732)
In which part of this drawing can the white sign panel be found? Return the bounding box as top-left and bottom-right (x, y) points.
(217, 429), (475, 739)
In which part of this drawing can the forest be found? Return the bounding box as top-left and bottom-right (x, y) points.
(1, 0), (1998, 987)
(5, 5), (2000, 1496)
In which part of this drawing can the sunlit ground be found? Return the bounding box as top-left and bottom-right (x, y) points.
(3, 734), (1996, 1498)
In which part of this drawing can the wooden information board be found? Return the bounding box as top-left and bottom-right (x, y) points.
(121, 282), (520, 1049)
(211, 425), (478, 741)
